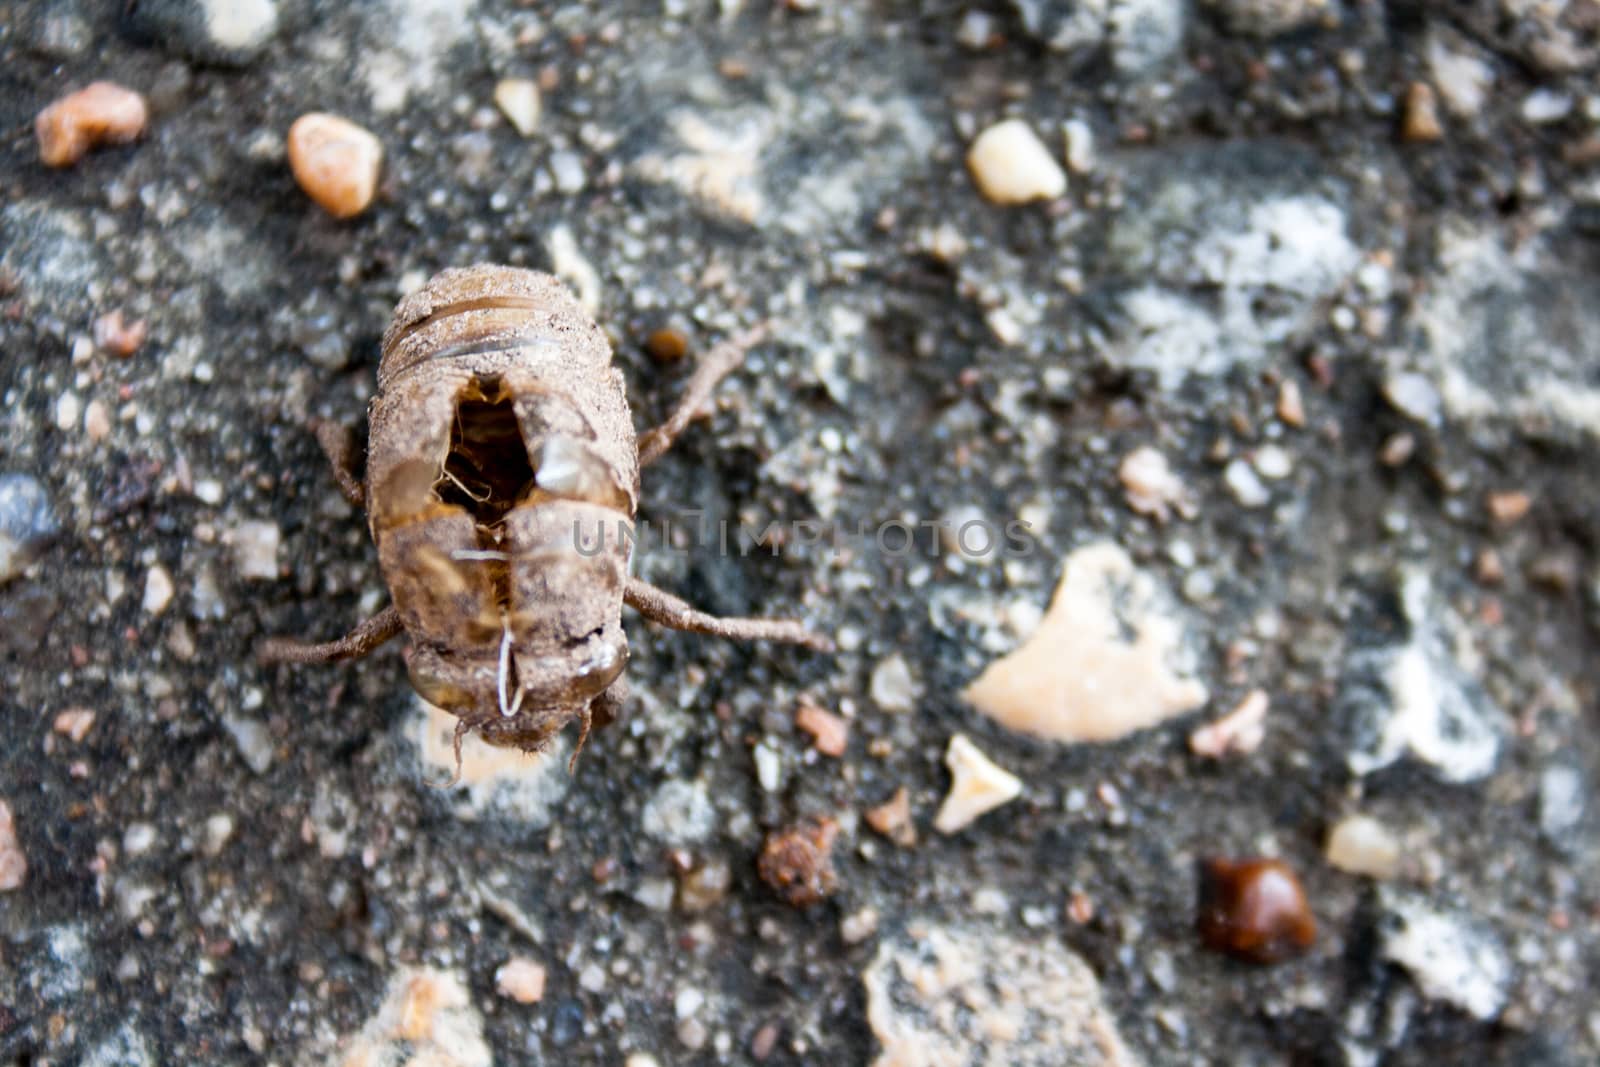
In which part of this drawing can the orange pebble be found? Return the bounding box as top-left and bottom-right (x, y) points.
(36, 82), (148, 168)
(287, 113), (383, 219)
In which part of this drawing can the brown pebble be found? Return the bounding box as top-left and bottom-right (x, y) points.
(287, 113), (383, 219)
(0, 799), (25, 892)
(644, 326), (690, 363)
(864, 786), (916, 847)
(1066, 890), (1095, 925)
(1486, 490), (1531, 525)
(36, 82), (148, 168)
(1276, 381), (1306, 427)
(1401, 82), (1444, 143)
(1196, 857), (1316, 964)
(795, 700), (849, 757)
(756, 817), (839, 908)
(93, 310), (148, 358)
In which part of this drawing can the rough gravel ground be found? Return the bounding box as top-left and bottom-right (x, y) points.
(2, 1), (1599, 1065)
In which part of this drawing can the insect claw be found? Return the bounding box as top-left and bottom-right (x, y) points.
(424, 718), (470, 790)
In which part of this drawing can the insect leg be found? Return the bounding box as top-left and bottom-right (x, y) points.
(637, 323), (768, 467)
(257, 604), (403, 664)
(310, 417), (366, 509)
(623, 576), (833, 652)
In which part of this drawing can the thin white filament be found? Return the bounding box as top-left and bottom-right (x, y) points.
(496, 622), (525, 718)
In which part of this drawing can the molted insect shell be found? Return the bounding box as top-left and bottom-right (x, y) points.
(261, 264), (828, 768)
(369, 267), (637, 751)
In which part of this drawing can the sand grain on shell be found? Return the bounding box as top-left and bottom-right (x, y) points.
(962, 542), (1208, 742)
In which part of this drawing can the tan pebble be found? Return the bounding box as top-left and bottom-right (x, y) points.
(0, 799), (25, 891)
(1277, 381), (1306, 427)
(287, 113), (383, 219)
(962, 542), (1208, 743)
(83, 399), (112, 442)
(933, 734), (1022, 834)
(864, 786), (917, 847)
(53, 707), (97, 743)
(494, 78), (542, 137)
(1118, 446), (1197, 522)
(1475, 548), (1504, 585)
(93, 309), (148, 358)
(1401, 82), (1444, 142)
(36, 82), (148, 168)
(494, 957), (547, 1004)
(1325, 814), (1401, 879)
(1379, 432), (1415, 466)
(795, 701), (849, 757)
(840, 906), (879, 944)
(1486, 490), (1531, 525)
(966, 119), (1067, 205)
(1188, 689), (1269, 758)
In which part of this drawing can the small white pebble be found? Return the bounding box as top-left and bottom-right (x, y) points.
(494, 78), (542, 136)
(578, 963), (606, 993)
(966, 119), (1067, 205)
(633, 878), (675, 911)
(1119, 446), (1196, 522)
(934, 734), (1023, 834)
(1384, 372), (1442, 425)
(142, 564), (175, 615)
(202, 813), (236, 856)
(83, 399), (112, 442)
(674, 986), (704, 1020)
(549, 150), (586, 194)
(1522, 89), (1572, 124)
(920, 222), (968, 263)
(232, 520), (281, 580)
(869, 654), (919, 713)
(1253, 445), (1293, 480)
(123, 822), (157, 856)
(841, 907), (880, 944)
(55, 392), (82, 432)
(1326, 814), (1401, 879)
(753, 741), (782, 793)
(1062, 117), (1095, 174)
(1223, 459), (1270, 508)
(971, 886), (1010, 914)
(193, 479), (224, 505)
